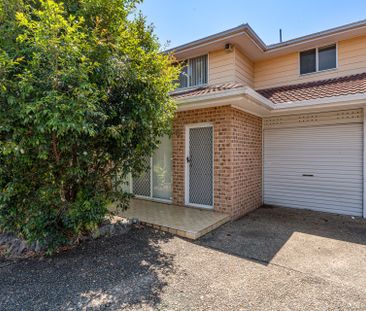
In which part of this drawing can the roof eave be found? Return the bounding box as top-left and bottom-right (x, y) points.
(165, 19), (366, 59)
(174, 88), (366, 116)
(267, 19), (366, 51)
(164, 24), (266, 55)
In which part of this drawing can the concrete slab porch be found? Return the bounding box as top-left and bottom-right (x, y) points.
(120, 199), (230, 239)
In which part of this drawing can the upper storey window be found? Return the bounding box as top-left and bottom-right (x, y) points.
(178, 55), (208, 88)
(300, 44), (337, 75)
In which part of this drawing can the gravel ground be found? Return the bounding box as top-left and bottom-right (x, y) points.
(1, 207), (366, 310)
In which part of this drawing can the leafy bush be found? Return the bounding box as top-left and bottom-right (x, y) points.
(0, 0), (179, 252)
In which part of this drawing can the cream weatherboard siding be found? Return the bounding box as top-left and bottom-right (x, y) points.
(208, 48), (254, 87)
(234, 48), (254, 87)
(263, 110), (363, 216)
(254, 35), (366, 89)
(209, 50), (236, 85)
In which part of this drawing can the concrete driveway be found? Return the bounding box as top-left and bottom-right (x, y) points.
(199, 206), (366, 290)
(1, 206), (366, 310)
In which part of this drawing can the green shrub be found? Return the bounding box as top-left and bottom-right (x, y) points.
(0, 0), (179, 252)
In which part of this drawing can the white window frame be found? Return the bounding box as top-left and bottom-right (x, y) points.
(130, 139), (173, 204)
(131, 159), (173, 204)
(299, 43), (338, 76)
(178, 54), (209, 89)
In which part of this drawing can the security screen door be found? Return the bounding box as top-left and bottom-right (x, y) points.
(132, 156), (151, 197)
(186, 125), (213, 208)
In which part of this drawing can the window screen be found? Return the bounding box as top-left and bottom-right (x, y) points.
(132, 137), (172, 201)
(318, 45), (336, 71)
(189, 55), (208, 86)
(177, 55), (208, 88)
(152, 135), (172, 200)
(132, 157), (151, 197)
(300, 49), (316, 75)
(178, 61), (188, 88)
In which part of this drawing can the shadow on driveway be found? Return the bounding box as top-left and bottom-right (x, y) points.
(197, 205), (366, 265)
(0, 229), (174, 310)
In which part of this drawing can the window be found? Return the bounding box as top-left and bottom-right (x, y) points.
(131, 136), (172, 201)
(300, 49), (316, 75)
(177, 55), (208, 88)
(318, 45), (337, 71)
(300, 44), (336, 75)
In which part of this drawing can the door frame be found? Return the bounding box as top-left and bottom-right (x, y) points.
(185, 123), (214, 209)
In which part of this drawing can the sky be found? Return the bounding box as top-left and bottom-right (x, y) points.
(138, 0), (366, 49)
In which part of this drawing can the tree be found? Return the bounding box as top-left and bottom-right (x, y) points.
(0, 0), (179, 252)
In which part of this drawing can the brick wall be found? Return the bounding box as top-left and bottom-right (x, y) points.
(231, 108), (263, 218)
(172, 105), (262, 218)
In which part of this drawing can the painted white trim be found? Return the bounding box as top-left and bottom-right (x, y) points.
(166, 19), (366, 57)
(165, 26), (259, 54)
(150, 157), (153, 198)
(176, 86), (275, 109)
(273, 93), (366, 109)
(176, 87), (246, 104)
(176, 84), (366, 116)
(267, 22), (366, 52)
(207, 52), (210, 85)
(131, 139), (173, 202)
(185, 123), (214, 209)
(364, 107), (366, 218)
(129, 173), (133, 193)
(245, 87), (276, 107)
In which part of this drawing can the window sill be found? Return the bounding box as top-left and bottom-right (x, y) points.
(171, 83), (208, 95)
(299, 67), (337, 77)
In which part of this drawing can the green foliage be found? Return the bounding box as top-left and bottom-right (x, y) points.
(0, 0), (179, 252)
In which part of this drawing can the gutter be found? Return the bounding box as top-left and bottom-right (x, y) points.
(165, 24), (266, 54)
(175, 86), (275, 110)
(267, 19), (366, 50)
(165, 19), (366, 56)
(274, 93), (366, 109)
(175, 86), (366, 114)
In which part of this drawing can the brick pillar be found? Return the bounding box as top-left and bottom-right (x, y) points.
(172, 105), (262, 218)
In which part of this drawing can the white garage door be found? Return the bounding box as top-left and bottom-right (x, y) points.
(264, 110), (363, 217)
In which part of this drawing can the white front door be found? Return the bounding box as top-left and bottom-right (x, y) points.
(185, 124), (214, 209)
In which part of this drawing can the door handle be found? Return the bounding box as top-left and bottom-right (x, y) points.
(302, 174), (314, 177)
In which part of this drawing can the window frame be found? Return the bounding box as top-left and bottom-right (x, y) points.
(130, 137), (173, 204)
(299, 43), (338, 76)
(177, 54), (209, 89)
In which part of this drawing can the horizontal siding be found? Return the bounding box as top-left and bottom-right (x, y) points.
(208, 48), (254, 86)
(264, 123), (363, 217)
(254, 35), (366, 89)
(234, 49), (254, 87)
(209, 50), (236, 85)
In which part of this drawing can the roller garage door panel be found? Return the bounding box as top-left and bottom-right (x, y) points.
(263, 111), (363, 217)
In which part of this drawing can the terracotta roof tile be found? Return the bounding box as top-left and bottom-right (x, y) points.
(171, 82), (244, 99)
(257, 73), (366, 104)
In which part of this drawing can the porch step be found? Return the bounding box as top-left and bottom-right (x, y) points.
(120, 199), (230, 239)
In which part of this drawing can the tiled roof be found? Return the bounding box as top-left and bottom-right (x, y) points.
(257, 73), (366, 104)
(171, 82), (244, 99)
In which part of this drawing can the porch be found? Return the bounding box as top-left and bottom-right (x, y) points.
(120, 199), (230, 239)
